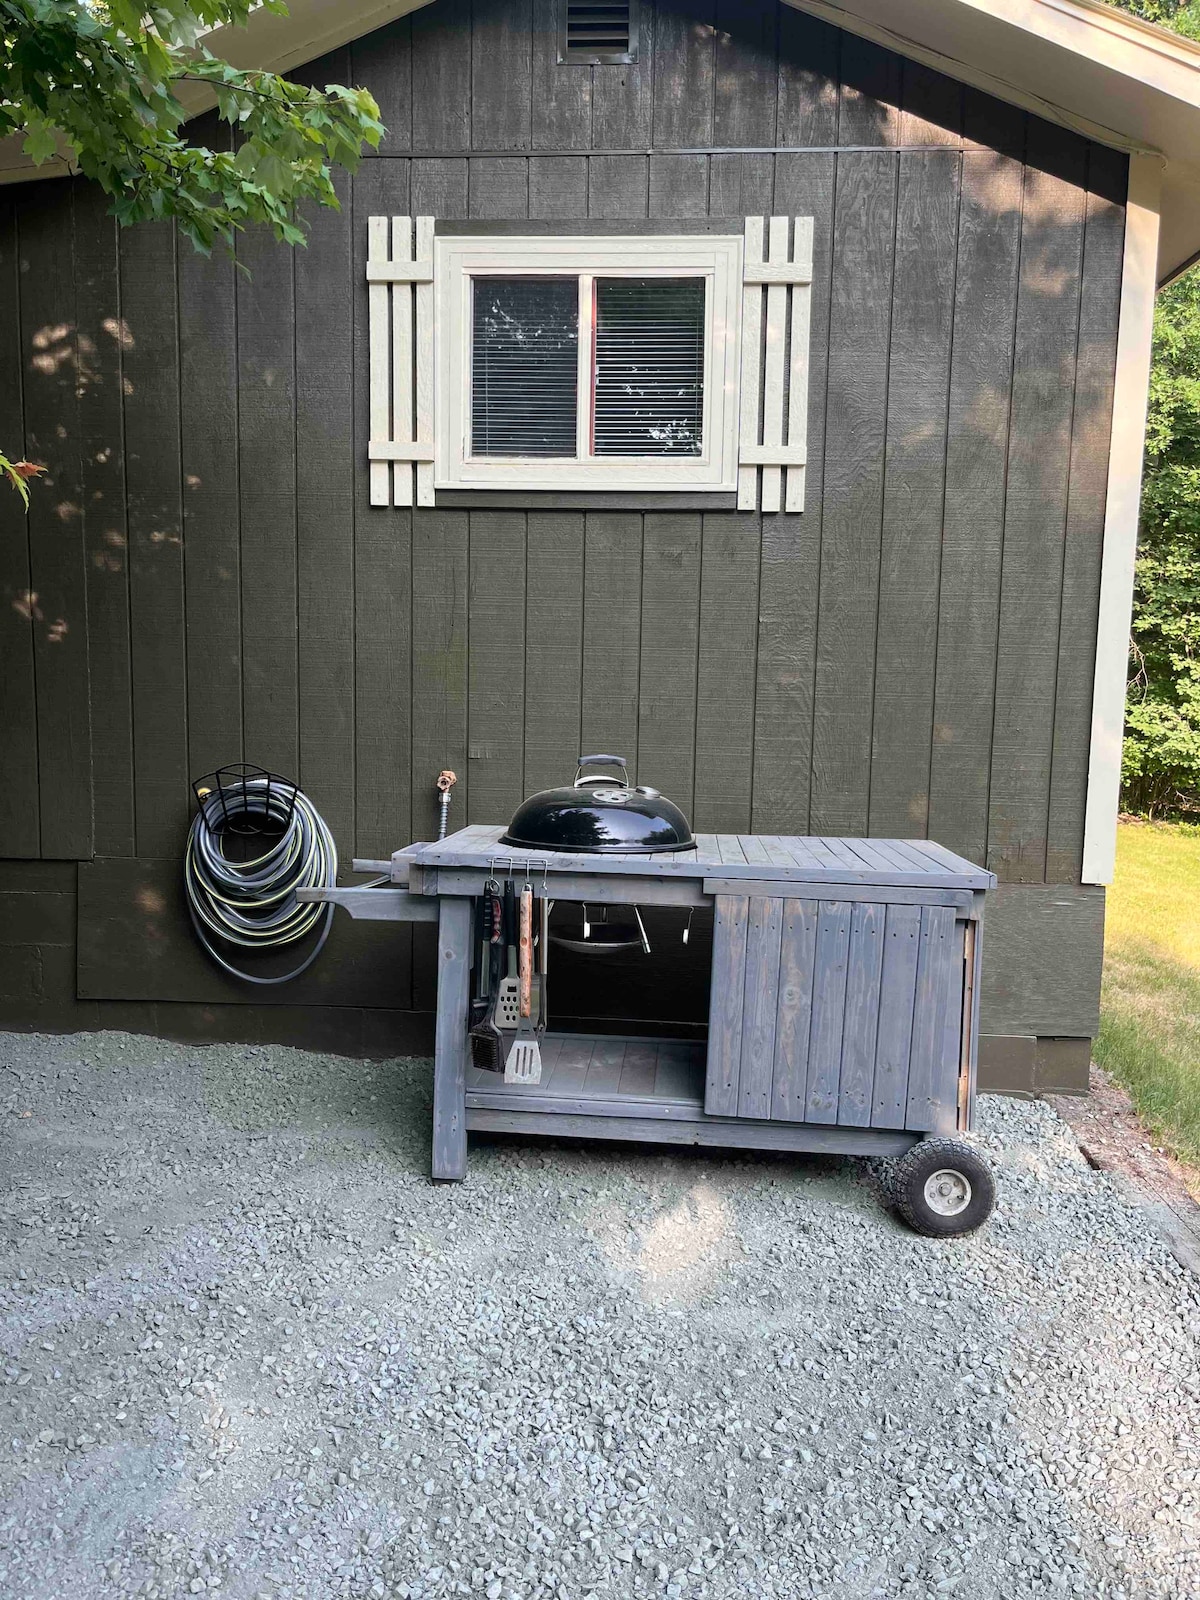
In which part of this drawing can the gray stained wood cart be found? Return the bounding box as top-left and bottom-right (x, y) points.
(312, 827), (996, 1229)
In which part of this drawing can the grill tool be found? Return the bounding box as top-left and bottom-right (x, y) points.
(505, 880), (542, 1083)
(537, 893), (549, 1037)
(495, 878), (521, 1030)
(469, 878), (505, 1072)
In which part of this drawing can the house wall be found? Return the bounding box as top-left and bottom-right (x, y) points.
(0, 0), (1126, 1092)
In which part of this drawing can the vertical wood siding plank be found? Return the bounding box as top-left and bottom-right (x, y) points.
(367, 215), (390, 508)
(591, 2), (652, 149)
(391, 216), (414, 507)
(714, 0), (778, 148)
(649, 154), (709, 219)
(19, 188), (91, 858)
(784, 216), (813, 514)
(638, 514), (701, 806)
(738, 217), (765, 512)
(837, 900), (885, 1126)
(777, 8), (840, 147)
(708, 156), (775, 222)
(467, 511), (527, 823)
(179, 212), (242, 805)
(412, 510), (469, 840)
(804, 900), (851, 1123)
(753, 154), (834, 834)
(906, 904), (956, 1130)
(468, 158), (530, 219)
(898, 60), (963, 147)
(989, 125), (1088, 883)
(354, 165), (412, 907)
(349, 24), (413, 155)
(410, 0), (471, 150)
(582, 513), (641, 765)
(869, 150), (960, 839)
(737, 894), (784, 1119)
(0, 199), (39, 856)
(75, 184), (134, 857)
(532, 0), (591, 150)
(838, 35), (903, 146)
(1047, 149), (1126, 885)
(525, 513), (584, 796)
(530, 156), (588, 218)
(704, 894), (748, 1116)
(871, 903), (921, 1127)
(928, 149), (1023, 865)
(415, 215), (436, 508)
(411, 508), (467, 1010)
(771, 898), (818, 1120)
(237, 223), (299, 780)
(761, 215), (790, 514)
(810, 152), (896, 834)
(694, 513), (759, 832)
(471, 0), (533, 151)
(296, 172), (356, 855)
(411, 160), (469, 219)
(962, 86), (1026, 159)
(121, 219), (187, 857)
(588, 156), (648, 219)
(652, 0), (716, 149)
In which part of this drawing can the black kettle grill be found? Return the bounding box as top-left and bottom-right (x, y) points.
(501, 755), (695, 856)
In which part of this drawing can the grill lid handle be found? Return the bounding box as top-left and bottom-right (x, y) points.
(576, 754), (629, 787)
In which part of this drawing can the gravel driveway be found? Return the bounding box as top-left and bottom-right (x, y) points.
(1, 1030), (1197, 1600)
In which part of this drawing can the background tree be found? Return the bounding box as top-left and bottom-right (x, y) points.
(1111, 0), (1200, 814)
(0, 0), (382, 498)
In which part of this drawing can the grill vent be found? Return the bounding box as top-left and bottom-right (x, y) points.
(561, 1), (637, 64)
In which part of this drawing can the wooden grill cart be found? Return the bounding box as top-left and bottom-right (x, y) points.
(309, 828), (997, 1234)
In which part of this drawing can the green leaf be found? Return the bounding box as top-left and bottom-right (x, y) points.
(21, 117), (58, 164)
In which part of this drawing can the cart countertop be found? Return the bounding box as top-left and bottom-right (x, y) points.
(400, 826), (996, 891)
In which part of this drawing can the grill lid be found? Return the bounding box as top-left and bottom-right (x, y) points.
(501, 755), (695, 855)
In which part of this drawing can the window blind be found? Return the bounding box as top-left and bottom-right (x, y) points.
(593, 277), (705, 457)
(471, 278), (578, 457)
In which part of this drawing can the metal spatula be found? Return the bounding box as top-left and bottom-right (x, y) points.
(494, 877), (521, 1029)
(505, 882), (542, 1084)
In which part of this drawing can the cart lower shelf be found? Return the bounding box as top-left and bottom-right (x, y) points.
(465, 1033), (919, 1157)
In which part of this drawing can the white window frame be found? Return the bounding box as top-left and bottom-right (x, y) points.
(434, 233), (744, 493)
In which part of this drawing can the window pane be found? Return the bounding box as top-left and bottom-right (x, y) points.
(472, 277), (578, 457)
(593, 277), (705, 456)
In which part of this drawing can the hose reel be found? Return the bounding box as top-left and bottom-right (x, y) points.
(185, 765), (338, 985)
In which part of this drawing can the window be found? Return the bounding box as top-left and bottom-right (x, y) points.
(435, 234), (743, 493)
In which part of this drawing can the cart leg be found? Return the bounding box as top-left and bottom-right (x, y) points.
(431, 895), (471, 1182)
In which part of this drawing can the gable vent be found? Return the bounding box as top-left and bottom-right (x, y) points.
(561, 1), (636, 64)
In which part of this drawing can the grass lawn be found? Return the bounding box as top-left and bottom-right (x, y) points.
(1096, 817), (1200, 1167)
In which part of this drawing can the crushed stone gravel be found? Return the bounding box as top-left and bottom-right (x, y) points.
(1, 1028), (1197, 1600)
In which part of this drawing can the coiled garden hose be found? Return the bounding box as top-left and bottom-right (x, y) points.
(184, 780), (338, 985)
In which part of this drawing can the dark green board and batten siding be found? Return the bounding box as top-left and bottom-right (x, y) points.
(0, 0), (1123, 1090)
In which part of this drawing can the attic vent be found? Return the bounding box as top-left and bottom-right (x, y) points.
(561, 0), (637, 64)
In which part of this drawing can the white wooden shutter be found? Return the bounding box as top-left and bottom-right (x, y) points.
(366, 215), (435, 507)
(738, 216), (814, 513)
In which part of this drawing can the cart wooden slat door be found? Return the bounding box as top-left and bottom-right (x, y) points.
(704, 891), (966, 1135)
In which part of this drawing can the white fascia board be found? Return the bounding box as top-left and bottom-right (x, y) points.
(0, 0), (435, 188)
(1082, 152), (1163, 886)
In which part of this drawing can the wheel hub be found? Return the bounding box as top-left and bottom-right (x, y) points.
(923, 1168), (972, 1216)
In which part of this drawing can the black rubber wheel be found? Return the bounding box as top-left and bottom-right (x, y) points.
(890, 1138), (996, 1237)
